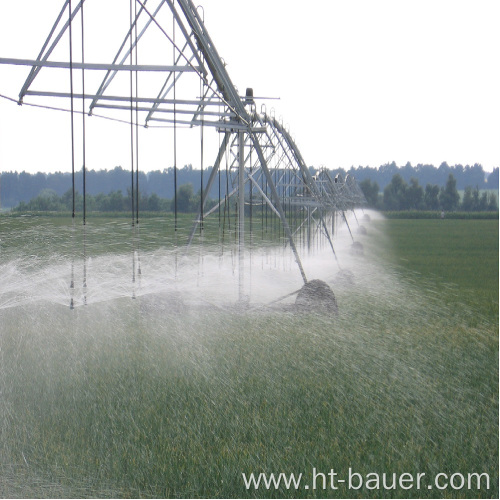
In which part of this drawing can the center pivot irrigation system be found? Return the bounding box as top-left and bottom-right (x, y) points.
(0, 0), (367, 310)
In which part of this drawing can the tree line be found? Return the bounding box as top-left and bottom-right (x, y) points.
(11, 173), (498, 214)
(360, 173), (498, 212)
(1, 162), (498, 209)
(12, 184), (215, 214)
(347, 162), (498, 192)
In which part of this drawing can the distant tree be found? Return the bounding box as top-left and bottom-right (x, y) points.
(108, 190), (126, 211)
(399, 162), (415, 183)
(439, 174), (460, 211)
(406, 178), (424, 209)
(190, 189), (204, 214)
(478, 191), (489, 211)
(4, 163), (498, 211)
(461, 186), (475, 211)
(487, 193), (498, 211)
(38, 188), (58, 198)
(463, 164), (486, 190)
(61, 188), (73, 210)
(146, 192), (161, 212)
(14, 188), (62, 211)
(347, 165), (372, 185)
(31, 188), (62, 211)
(359, 178), (379, 208)
(416, 164), (440, 188)
(472, 187), (480, 210)
(383, 174), (407, 210)
(174, 183), (194, 213)
(486, 167), (499, 189)
(424, 184), (440, 210)
(437, 162), (451, 186)
(378, 161), (399, 189)
(459, 185), (499, 212)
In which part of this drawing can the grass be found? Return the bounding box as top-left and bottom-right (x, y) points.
(0, 211), (291, 260)
(0, 215), (498, 498)
(376, 219), (498, 321)
(383, 211), (499, 219)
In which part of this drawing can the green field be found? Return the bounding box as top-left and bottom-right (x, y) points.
(376, 219), (498, 320)
(0, 215), (498, 498)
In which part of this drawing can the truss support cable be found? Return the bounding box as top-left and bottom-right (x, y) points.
(200, 79), (204, 234)
(70, 215), (75, 309)
(129, 0), (135, 227)
(249, 145), (253, 239)
(135, 0), (140, 225)
(69, 0), (76, 219)
(217, 107), (222, 230)
(173, 8), (178, 234)
(83, 222), (87, 305)
(69, 0), (76, 310)
(81, 0), (86, 224)
(261, 162), (264, 240)
(265, 165), (268, 238)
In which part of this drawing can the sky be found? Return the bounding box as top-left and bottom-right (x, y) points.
(0, 0), (499, 175)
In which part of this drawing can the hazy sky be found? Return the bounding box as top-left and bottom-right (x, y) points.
(0, 0), (499, 175)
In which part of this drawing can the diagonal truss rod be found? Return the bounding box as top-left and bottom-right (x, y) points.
(89, 0), (166, 114)
(19, 0), (85, 103)
(144, 40), (196, 124)
(88, 0), (206, 116)
(175, 0), (249, 125)
(134, 0), (243, 124)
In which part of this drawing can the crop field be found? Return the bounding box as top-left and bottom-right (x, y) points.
(375, 219), (498, 319)
(0, 213), (498, 498)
